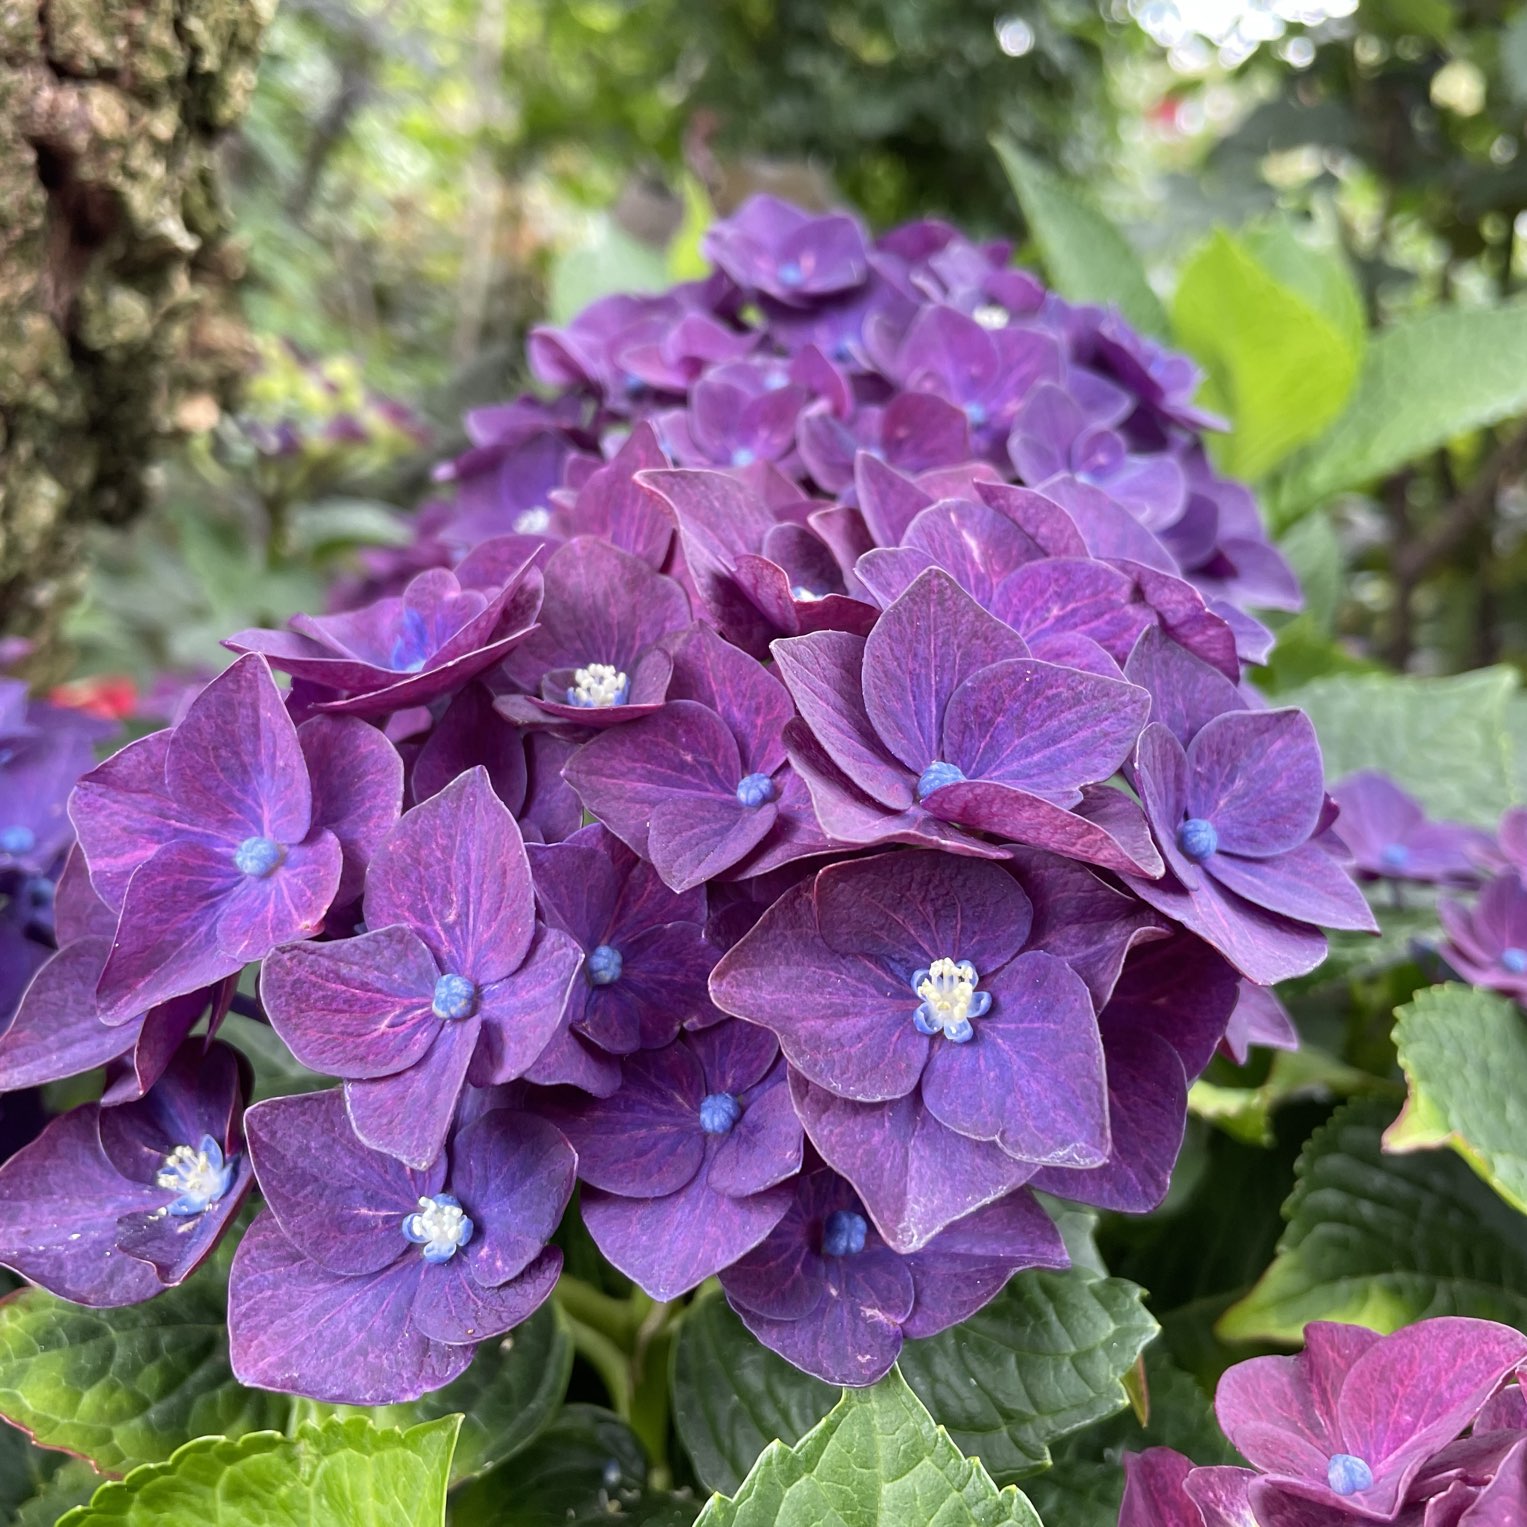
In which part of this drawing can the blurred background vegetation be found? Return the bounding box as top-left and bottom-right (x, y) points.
(22, 0), (1527, 696)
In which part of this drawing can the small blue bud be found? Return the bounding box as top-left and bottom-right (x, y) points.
(432, 973), (478, 1021)
(1502, 947), (1527, 975)
(234, 836), (285, 878)
(964, 401), (988, 428)
(1379, 842), (1411, 872)
(822, 1209), (868, 1257)
(736, 772), (777, 809)
(0, 825), (36, 856)
(730, 446), (757, 468)
(1327, 1454), (1373, 1496)
(916, 760), (966, 801)
(403, 1193), (474, 1263)
(588, 944), (623, 986)
(699, 1092), (742, 1135)
(1177, 817), (1219, 862)
(778, 260), (804, 288)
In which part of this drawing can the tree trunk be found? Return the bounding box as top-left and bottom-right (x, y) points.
(0, 0), (273, 675)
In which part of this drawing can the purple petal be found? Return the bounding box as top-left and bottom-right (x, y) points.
(860, 569), (1029, 773)
(344, 1018), (479, 1169)
(409, 1245), (561, 1344)
(707, 1064), (804, 1197)
(1207, 843), (1378, 933)
(469, 926), (583, 1084)
(1187, 710), (1324, 858)
(0, 938), (138, 1088)
(668, 622), (793, 776)
(260, 926), (443, 1080)
(411, 683), (528, 813)
(214, 830), (343, 964)
(792, 1074), (1035, 1252)
(68, 731), (186, 909)
(298, 714), (404, 904)
(1120, 1449), (1203, 1527)
(246, 1088), (441, 1276)
(582, 1173), (792, 1301)
(365, 767), (534, 982)
(1125, 626), (1243, 746)
(228, 1212), (470, 1402)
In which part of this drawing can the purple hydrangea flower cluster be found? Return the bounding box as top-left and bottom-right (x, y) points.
(1122, 1318), (1527, 1526)
(0, 195), (1383, 1400)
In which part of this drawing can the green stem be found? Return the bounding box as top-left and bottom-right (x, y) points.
(561, 1311), (634, 1418)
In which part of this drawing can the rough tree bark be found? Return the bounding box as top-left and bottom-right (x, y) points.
(0, 0), (273, 673)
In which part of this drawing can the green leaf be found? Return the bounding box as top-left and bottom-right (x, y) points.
(449, 1406), (693, 1527)
(994, 138), (1168, 338)
(1276, 510), (1345, 635)
(1388, 983), (1527, 1215)
(1282, 666), (1519, 826)
(0, 1276), (289, 1475)
(673, 1267), (1155, 1495)
(1189, 1046), (1382, 1146)
(694, 1366), (1043, 1527)
(1023, 1349), (1239, 1527)
(1503, 10), (1527, 104)
(13, 1460), (102, 1527)
(1218, 1097), (1527, 1344)
(0, 1416), (98, 1520)
(290, 1301), (572, 1485)
(218, 1014), (330, 1101)
(1240, 221), (1365, 361)
(548, 218), (669, 325)
(672, 1290), (835, 1496)
(1171, 229), (1361, 481)
(896, 1268), (1158, 1481)
(1270, 300), (1527, 522)
(56, 1415), (459, 1526)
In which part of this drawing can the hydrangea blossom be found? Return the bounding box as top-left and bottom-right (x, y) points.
(1122, 1318), (1527, 1527)
(0, 193), (1385, 1404)
(1329, 771), (1488, 886)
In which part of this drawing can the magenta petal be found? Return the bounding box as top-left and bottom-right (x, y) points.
(69, 732), (185, 908)
(771, 631), (914, 810)
(860, 569), (1029, 773)
(453, 1111), (576, 1287)
(244, 1089), (441, 1276)
(920, 951), (1108, 1166)
(261, 926), (442, 1079)
(521, 1017), (623, 1095)
(1125, 626), (1243, 746)
(708, 879), (929, 1103)
(1208, 843), (1378, 933)
(940, 657), (1147, 795)
(669, 622), (794, 776)
(1119, 1448), (1203, 1527)
(229, 1213), (469, 1403)
(344, 1017), (479, 1169)
(365, 767), (534, 982)
(1187, 710), (1324, 858)
(1133, 721), (1199, 886)
(298, 714), (403, 903)
(650, 792), (779, 892)
(470, 926), (582, 1084)
(1182, 1467), (1262, 1527)
(0, 1108), (163, 1305)
(164, 655), (313, 845)
(792, 1075), (1035, 1252)
(409, 1245), (562, 1344)
(582, 1173), (792, 1301)
(411, 683), (528, 813)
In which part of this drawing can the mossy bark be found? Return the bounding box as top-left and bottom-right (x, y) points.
(0, 0), (273, 672)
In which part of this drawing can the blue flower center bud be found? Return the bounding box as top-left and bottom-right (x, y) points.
(730, 446), (757, 468)
(964, 401), (988, 428)
(911, 957), (991, 1043)
(916, 760), (966, 801)
(1327, 1454), (1373, 1496)
(234, 835), (286, 878)
(156, 1135), (236, 1217)
(736, 772), (777, 809)
(973, 302), (1010, 329)
(822, 1209), (868, 1257)
(621, 371), (643, 395)
(778, 260), (804, 288)
(513, 506), (551, 535)
(1379, 842), (1410, 872)
(699, 1092), (742, 1135)
(1177, 817), (1219, 862)
(790, 585), (824, 602)
(389, 607), (431, 673)
(587, 943), (623, 986)
(1502, 947), (1527, 975)
(432, 973), (478, 1020)
(567, 662), (629, 709)
(403, 1193), (474, 1264)
(0, 825), (36, 855)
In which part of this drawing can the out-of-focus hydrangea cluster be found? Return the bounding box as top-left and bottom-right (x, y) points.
(0, 195), (1401, 1402)
(1121, 1317), (1527, 1525)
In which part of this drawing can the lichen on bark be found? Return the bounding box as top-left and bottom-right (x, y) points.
(0, 0), (274, 672)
